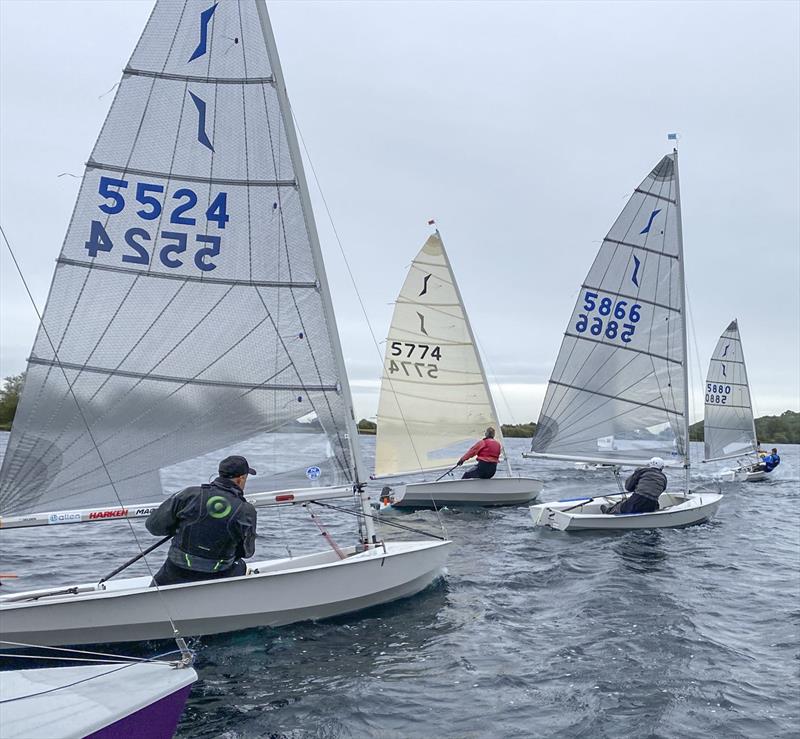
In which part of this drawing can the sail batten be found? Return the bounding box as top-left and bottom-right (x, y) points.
(1, 0), (359, 516)
(530, 153), (688, 466)
(124, 67), (276, 85)
(88, 161), (297, 187)
(375, 232), (506, 477)
(702, 320), (758, 462)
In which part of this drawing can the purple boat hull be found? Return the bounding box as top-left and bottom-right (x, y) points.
(87, 684), (193, 739)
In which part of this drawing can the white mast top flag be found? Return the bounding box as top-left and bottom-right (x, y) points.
(703, 320), (758, 462)
(0, 0), (359, 516)
(530, 154), (688, 466)
(374, 232), (504, 477)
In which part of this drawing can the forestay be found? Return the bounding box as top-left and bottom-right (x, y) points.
(703, 320), (758, 462)
(0, 0), (359, 517)
(374, 232), (505, 477)
(529, 154), (688, 467)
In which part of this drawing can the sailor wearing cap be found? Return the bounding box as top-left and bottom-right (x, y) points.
(146, 455), (258, 586)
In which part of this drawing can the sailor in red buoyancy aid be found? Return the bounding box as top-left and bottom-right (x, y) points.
(457, 427), (502, 480)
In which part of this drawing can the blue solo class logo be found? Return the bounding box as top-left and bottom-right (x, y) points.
(306, 466), (321, 481)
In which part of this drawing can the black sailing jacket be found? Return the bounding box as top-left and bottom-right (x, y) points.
(624, 467), (668, 502)
(146, 476), (257, 573)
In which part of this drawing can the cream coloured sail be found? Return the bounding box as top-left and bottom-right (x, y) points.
(527, 153), (689, 468)
(374, 232), (505, 477)
(703, 320), (758, 462)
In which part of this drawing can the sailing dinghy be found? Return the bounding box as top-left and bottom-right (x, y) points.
(373, 231), (542, 508)
(702, 320), (766, 482)
(526, 150), (722, 530)
(0, 657), (196, 739)
(0, 0), (450, 648)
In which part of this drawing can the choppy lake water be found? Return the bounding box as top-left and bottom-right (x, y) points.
(1, 435), (798, 738)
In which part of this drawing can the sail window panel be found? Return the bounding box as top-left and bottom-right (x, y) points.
(534, 384), (681, 461)
(91, 77), (290, 183)
(65, 171), (313, 284)
(129, 0), (272, 81)
(2, 371), (351, 515)
(376, 399), (494, 477)
(548, 336), (684, 423)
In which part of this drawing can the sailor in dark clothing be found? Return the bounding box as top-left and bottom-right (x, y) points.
(602, 457), (668, 515)
(146, 455), (258, 586)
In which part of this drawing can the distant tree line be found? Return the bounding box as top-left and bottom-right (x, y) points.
(356, 418), (539, 438)
(0, 373), (24, 431)
(2, 381), (796, 445)
(689, 410), (799, 445)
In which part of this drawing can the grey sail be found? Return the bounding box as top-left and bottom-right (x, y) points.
(529, 154), (688, 467)
(0, 0), (358, 516)
(703, 320), (758, 462)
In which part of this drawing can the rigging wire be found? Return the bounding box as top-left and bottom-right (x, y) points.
(0, 224), (185, 649)
(288, 107), (447, 536)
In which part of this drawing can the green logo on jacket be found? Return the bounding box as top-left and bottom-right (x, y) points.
(207, 495), (232, 519)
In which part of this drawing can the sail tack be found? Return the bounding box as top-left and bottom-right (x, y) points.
(374, 233), (503, 477)
(0, 0), (358, 516)
(703, 320), (758, 462)
(530, 154), (688, 466)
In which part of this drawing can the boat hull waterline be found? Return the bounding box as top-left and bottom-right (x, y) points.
(388, 477), (543, 509)
(530, 492), (723, 531)
(0, 540), (451, 647)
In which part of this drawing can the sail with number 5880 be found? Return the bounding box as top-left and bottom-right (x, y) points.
(702, 320), (758, 463)
(526, 154), (689, 468)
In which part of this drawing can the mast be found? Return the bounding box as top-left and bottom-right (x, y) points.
(255, 2), (376, 544)
(438, 231), (513, 476)
(672, 147), (691, 494)
(736, 320), (760, 459)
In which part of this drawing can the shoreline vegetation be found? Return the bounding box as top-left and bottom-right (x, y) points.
(0, 374), (797, 443)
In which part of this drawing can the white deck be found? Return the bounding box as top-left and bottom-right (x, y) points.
(0, 661), (196, 739)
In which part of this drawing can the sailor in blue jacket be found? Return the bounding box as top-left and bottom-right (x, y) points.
(759, 448), (781, 473)
(146, 455), (258, 586)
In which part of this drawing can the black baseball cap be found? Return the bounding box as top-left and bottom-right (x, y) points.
(219, 455), (257, 478)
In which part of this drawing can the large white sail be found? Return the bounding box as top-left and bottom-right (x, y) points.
(529, 154), (688, 467)
(374, 232), (505, 477)
(0, 0), (360, 516)
(703, 320), (758, 462)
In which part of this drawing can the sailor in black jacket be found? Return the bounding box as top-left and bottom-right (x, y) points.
(146, 455), (258, 586)
(602, 457), (668, 515)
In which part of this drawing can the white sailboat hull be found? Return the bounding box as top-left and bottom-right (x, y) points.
(0, 540), (451, 648)
(529, 491), (722, 531)
(389, 477), (543, 509)
(719, 466), (769, 483)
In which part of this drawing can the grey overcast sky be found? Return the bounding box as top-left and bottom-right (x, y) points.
(1, 0), (798, 424)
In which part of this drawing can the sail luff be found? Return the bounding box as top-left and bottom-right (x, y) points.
(672, 147), (691, 492)
(435, 233), (513, 476)
(736, 321), (759, 454)
(254, 1), (372, 540)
